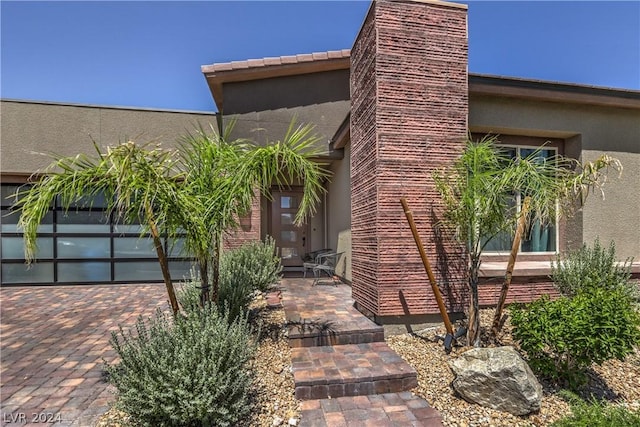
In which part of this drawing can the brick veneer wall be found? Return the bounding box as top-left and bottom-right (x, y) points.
(478, 278), (559, 307)
(351, 0), (469, 318)
(223, 193), (262, 249)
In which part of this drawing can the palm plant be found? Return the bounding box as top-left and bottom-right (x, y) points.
(17, 142), (188, 314)
(177, 121), (328, 304)
(16, 121), (329, 312)
(434, 135), (621, 346)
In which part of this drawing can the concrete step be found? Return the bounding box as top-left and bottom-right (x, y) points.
(300, 393), (443, 427)
(292, 342), (418, 400)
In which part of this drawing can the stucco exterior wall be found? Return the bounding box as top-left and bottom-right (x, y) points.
(220, 70), (351, 152)
(327, 144), (352, 280)
(222, 102), (350, 154)
(582, 150), (640, 258)
(469, 95), (640, 259)
(1, 100), (217, 176)
(327, 144), (352, 249)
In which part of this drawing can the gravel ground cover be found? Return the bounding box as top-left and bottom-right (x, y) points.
(387, 308), (640, 427)
(245, 295), (301, 427)
(97, 303), (639, 427)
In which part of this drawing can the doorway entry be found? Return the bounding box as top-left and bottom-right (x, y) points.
(269, 189), (309, 268)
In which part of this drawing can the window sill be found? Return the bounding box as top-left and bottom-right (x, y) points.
(479, 260), (640, 278)
(479, 261), (553, 278)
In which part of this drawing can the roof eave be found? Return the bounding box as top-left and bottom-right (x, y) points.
(330, 113), (350, 151)
(469, 73), (640, 109)
(202, 51), (351, 112)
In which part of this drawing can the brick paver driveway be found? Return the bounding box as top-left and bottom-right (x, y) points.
(1, 284), (171, 426)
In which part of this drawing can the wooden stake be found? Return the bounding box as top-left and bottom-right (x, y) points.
(400, 198), (454, 336)
(491, 196), (531, 336)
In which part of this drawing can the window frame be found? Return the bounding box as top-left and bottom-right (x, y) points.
(476, 135), (564, 258)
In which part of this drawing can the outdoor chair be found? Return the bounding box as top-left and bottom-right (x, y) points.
(302, 249), (333, 278)
(310, 251), (344, 286)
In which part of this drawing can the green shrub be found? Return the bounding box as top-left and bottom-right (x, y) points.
(106, 305), (255, 427)
(178, 238), (283, 321)
(177, 273), (254, 324)
(552, 239), (636, 299)
(221, 236), (282, 293)
(551, 391), (640, 427)
(510, 288), (640, 388)
(176, 272), (203, 314)
(217, 270), (256, 323)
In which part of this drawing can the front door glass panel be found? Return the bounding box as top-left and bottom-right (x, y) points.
(271, 191), (307, 267)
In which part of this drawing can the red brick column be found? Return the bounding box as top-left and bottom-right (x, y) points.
(223, 191), (262, 249)
(351, 0), (469, 319)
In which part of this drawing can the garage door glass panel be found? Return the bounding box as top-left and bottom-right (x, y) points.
(1, 210), (53, 233)
(114, 237), (156, 258)
(168, 238), (187, 257)
(114, 262), (163, 281)
(2, 237), (53, 259)
(169, 261), (194, 281)
(58, 192), (109, 209)
(57, 237), (110, 259)
(57, 211), (110, 233)
(57, 262), (110, 282)
(1, 262), (53, 284)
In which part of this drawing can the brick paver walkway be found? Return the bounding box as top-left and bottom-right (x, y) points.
(279, 278), (444, 426)
(2, 279), (443, 426)
(300, 393), (441, 426)
(1, 284), (170, 426)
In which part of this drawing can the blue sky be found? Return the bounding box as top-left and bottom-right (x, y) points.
(2, 1), (639, 112)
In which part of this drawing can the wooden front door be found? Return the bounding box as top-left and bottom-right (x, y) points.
(270, 190), (308, 267)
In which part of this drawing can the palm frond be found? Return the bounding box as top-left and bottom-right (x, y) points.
(17, 141), (184, 263)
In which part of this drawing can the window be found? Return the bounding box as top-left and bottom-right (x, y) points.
(0, 184), (194, 285)
(483, 145), (558, 254)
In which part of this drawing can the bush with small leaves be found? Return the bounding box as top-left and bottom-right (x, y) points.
(176, 273), (203, 314)
(221, 236), (283, 293)
(551, 391), (640, 427)
(552, 238), (636, 299)
(178, 238), (283, 320)
(106, 305), (255, 427)
(510, 287), (640, 388)
(177, 274), (255, 323)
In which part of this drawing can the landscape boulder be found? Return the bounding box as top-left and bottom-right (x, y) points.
(449, 346), (542, 415)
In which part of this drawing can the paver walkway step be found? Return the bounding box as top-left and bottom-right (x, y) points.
(288, 319), (385, 348)
(292, 342), (418, 400)
(300, 393), (443, 427)
(282, 279), (385, 348)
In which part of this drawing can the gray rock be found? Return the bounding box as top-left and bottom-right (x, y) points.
(449, 346), (542, 415)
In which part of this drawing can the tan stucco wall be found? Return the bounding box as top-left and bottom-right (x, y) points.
(1, 100), (217, 175)
(217, 70), (350, 152)
(470, 95), (640, 259)
(327, 144), (352, 280)
(222, 101), (351, 154)
(309, 197), (326, 253)
(581, 150), (640, 258)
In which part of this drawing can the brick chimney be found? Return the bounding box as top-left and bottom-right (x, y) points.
(350, 0), (469, 320)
